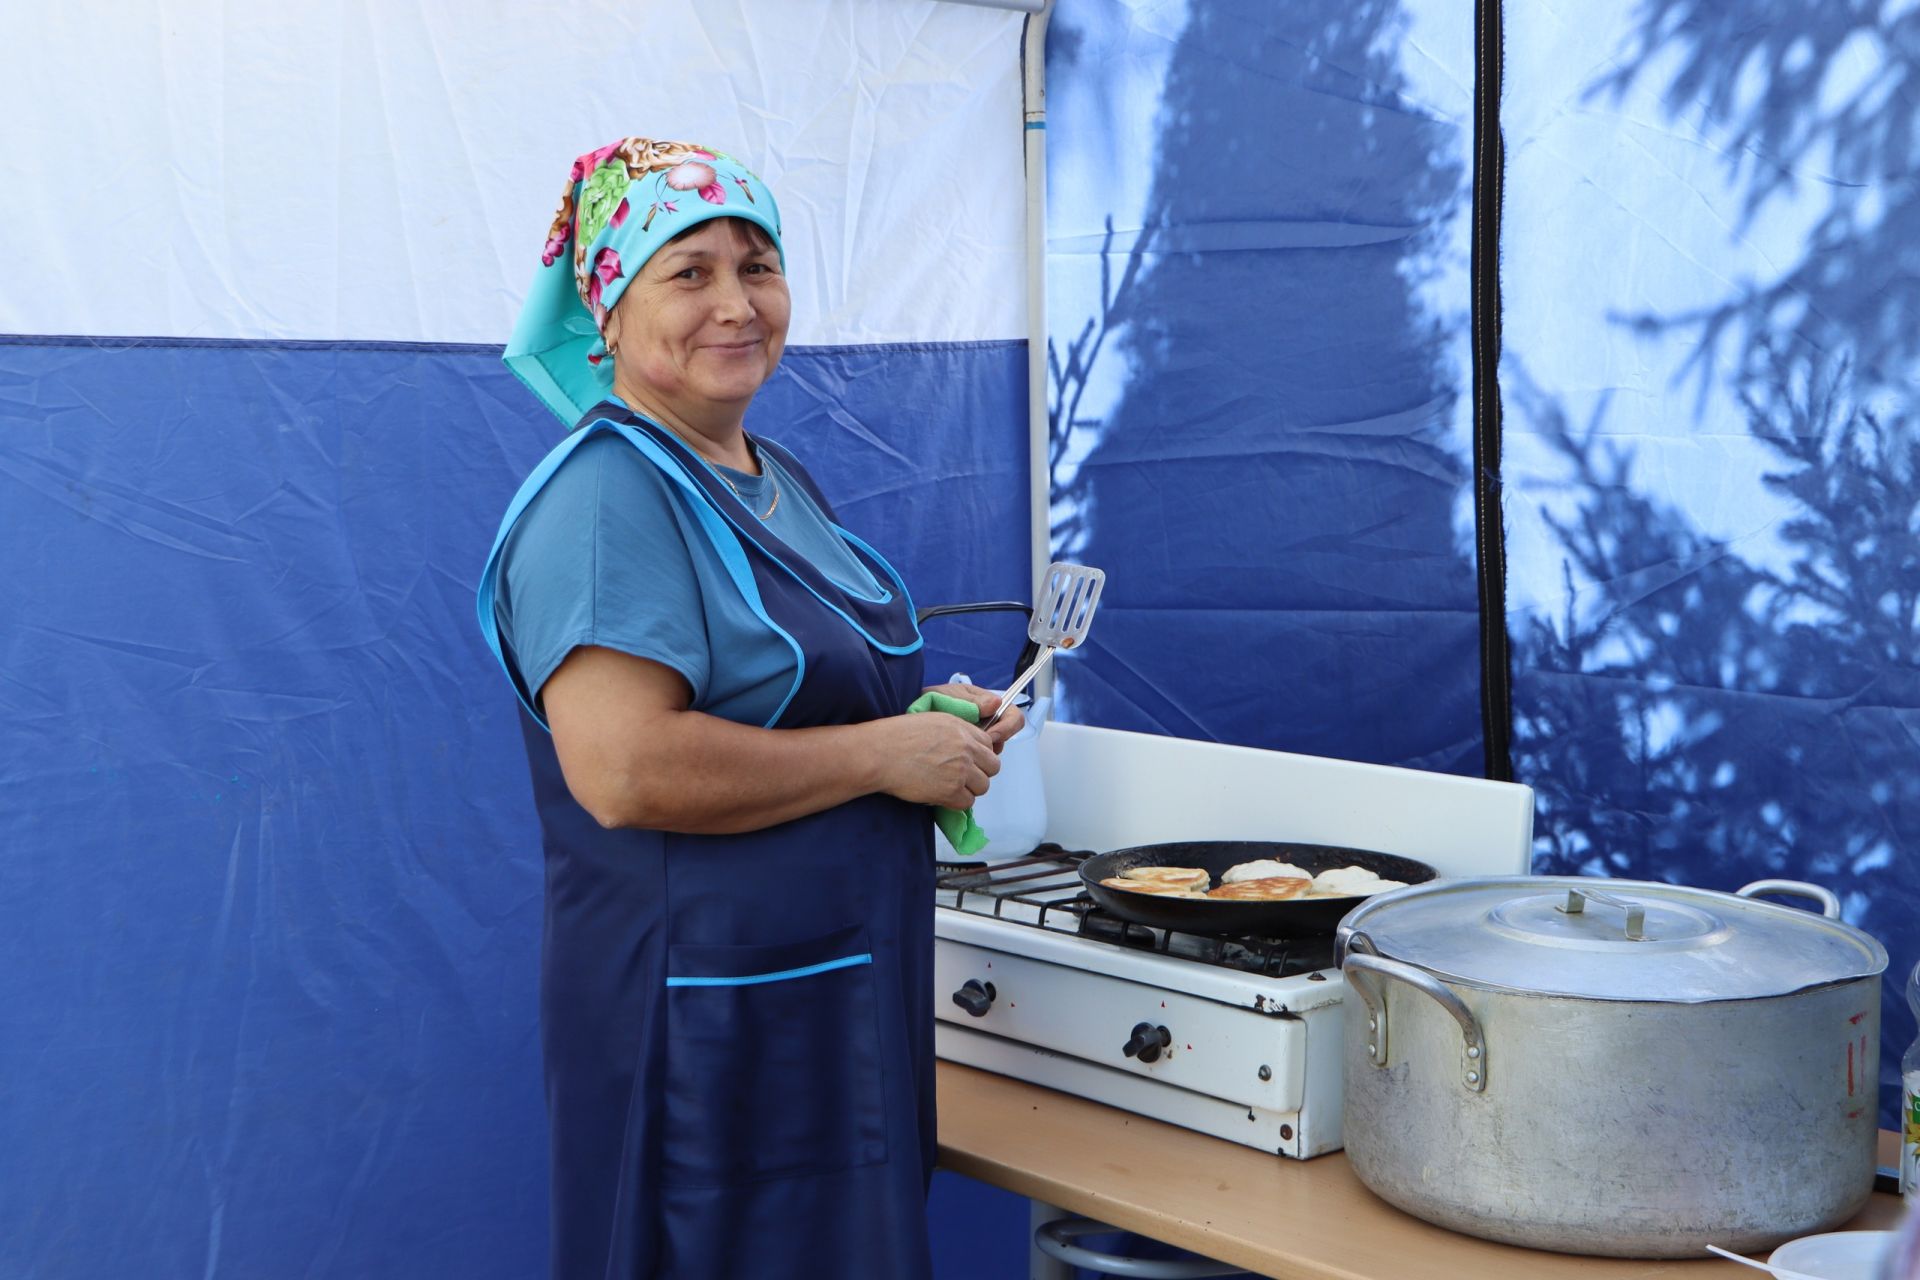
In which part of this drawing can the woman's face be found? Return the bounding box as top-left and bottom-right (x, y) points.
(606, 218), (789, 415)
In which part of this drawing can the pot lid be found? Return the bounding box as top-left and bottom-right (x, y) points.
(1339, 876), (1888, 1002)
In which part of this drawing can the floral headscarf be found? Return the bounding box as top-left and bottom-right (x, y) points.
(503, 137), (784, 427)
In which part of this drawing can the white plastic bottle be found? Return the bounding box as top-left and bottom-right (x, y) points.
(932, 676), (1048, 864)
(1903, 959), (1920, 1197)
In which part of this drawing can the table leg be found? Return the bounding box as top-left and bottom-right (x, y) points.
(1029, 1199), (1075, 1280)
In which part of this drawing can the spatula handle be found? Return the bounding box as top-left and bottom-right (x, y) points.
(987, 646), (1055, 727)
(1702, 1244), (1824, 1280)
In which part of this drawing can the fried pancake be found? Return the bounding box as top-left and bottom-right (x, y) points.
(1205, 875), (1312, 901)
(1100, 876), (1204, 898)
(1309, 865), (1409, 898)
(1221, 858), (1314, 884)
(1118, 866), (1212, 891)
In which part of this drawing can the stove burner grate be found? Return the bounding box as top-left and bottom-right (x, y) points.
(935, 845), (1334, 978)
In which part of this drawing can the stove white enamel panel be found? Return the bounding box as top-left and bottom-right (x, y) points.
(935, 937), (1308, 1113)
(937, 1022), (1315, 1157)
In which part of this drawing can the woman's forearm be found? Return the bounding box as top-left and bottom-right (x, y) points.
(542, 646), (1004, 833)
(585, 711), (885, 833)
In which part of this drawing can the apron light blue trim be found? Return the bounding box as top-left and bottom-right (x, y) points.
(476, 427), (603, 724)
(661, 431), (924, 659)
(664, 952), (873, 988)
(832, 523), (920, 625)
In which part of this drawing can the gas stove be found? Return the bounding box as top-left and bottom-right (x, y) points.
(933, 721), (1534, 1158)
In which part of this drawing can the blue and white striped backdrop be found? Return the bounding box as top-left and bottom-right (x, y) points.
(0, 4), (1032, 1275)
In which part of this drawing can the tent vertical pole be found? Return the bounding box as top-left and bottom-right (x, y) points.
(1023, 1), (1054, 694)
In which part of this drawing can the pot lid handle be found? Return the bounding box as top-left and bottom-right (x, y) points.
(1555, 885), (1647, 940)
(1735, 879), (1842, 920)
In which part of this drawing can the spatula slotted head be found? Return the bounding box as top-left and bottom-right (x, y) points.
(1033, 563), (1105, 649)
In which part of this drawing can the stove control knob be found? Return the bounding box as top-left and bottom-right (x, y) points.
(951, 979), (997, 1018)
(1122, 1022), (1172, 1064)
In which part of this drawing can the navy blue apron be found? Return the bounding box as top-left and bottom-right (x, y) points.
(477, 405), (935, 1279)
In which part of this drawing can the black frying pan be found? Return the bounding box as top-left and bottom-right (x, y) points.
(1079, 840), (1437, 937)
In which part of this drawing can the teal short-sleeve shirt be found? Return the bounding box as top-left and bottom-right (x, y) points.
(492, 427), (884, 728)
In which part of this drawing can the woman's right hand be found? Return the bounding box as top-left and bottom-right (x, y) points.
(868, 713), (1001, 809)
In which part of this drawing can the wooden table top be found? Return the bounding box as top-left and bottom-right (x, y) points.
(935, 1061), (1908, 1280)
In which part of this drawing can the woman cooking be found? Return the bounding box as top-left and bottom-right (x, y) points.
(476, 137), (1023, 1279)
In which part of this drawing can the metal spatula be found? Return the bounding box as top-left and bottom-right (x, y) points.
(987, 562), (1106, 727)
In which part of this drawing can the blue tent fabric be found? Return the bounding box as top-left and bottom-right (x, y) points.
(1051, 0), (1919, 1128)
(1500, 2), (1920, 1123)
(0, 335), (1027, 1277)
(1045, 0), (1483, 774)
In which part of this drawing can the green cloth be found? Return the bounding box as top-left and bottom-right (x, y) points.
(905, 692), (990, 857)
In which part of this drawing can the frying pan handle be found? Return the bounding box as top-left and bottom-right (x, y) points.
(912, 601), (1040, 683)
(1735, 879), (1842, 919)
(914, 601), (1032, 624)
(1342, 951), (1487, 1093)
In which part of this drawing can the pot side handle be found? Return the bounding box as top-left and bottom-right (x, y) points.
(1341, 951), (1488, 1093)
(1734, 879), (1842, 920)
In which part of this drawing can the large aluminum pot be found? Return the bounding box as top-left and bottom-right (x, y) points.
(1335, 876), (1888, 1258)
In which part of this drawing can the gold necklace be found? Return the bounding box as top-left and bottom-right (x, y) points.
(655, 417), (780, 521)
(717, 466), (780, 521)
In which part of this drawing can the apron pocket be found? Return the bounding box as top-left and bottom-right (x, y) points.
(662, 923), (890, 1187)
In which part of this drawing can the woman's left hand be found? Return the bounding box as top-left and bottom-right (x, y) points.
(923, 683), (1024, 753)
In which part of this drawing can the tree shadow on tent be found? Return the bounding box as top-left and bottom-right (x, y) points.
(1513, 0), (1920, 1121)
(1593, 2), (1920, 404)
(1048, 0), (1484, 774)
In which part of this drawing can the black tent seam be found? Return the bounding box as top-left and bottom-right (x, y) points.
(1472, 0), (1515, 782)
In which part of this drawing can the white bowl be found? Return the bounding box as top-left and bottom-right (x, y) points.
(1767, 1231), (1893, 1280)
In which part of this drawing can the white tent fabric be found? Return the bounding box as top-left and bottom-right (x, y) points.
(0, 0), (1026, 346)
